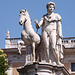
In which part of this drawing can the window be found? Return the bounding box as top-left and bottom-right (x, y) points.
(71, 63), (75, 71)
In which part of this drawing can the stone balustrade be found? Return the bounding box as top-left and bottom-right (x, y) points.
(62, 37), (75, 44)
(5, 38), (22, 48)
(5, 37), (75, 48)
(62, 37), (75, 48)
(6, 38), (21, 44)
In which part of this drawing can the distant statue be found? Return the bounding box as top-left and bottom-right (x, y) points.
(35, 2), (63, 65)
(19, 9), (41, 62)
(6, 30), (10, 38)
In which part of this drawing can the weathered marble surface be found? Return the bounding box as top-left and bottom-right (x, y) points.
(18, 1), (63, 66)
(19, 9), (41, 62)
(17, 1), (70, 75)
(35, 1), (63, 65)
(17, 62), (70, 75)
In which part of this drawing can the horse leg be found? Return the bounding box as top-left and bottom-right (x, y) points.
(17, 41), (24, 55)
(17, 42), (22, 55)
(32, 42), (35, 62)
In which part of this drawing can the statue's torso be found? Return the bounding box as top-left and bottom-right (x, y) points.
(42, 13), (61, 34)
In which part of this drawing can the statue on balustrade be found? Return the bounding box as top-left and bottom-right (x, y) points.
(19, 1), (63, 65)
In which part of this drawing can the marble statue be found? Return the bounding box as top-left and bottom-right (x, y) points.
(19, 9), (41, 62)
(6, 30), (10, 38)
(35, 2), (63, 65)
(17, 2), (69, 75)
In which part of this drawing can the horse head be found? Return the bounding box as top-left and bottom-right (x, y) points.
(19, 9), (28, 25)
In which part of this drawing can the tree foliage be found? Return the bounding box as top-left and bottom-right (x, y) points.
(0, 49), (8, 75)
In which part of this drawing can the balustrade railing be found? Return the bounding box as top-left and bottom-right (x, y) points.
(62, 37), (75, 44)
(5, 37), (75, 48)
(5, 38), (21, 44)
(5, 38), (22, 48)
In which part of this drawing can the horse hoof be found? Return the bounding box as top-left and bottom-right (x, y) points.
(18, 51), (22, 55)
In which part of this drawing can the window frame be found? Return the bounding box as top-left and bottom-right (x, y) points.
(69, 61), (75, 74)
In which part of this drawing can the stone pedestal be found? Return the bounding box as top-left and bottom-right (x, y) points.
(17, 62), (70, 75)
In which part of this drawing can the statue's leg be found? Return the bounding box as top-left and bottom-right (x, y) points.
(50, 31), (63, 65)
(50, 30), (57, 64)
(57, 44), (63, 65)
(50, 30), (56, 50)
(42, 31), (49, 62)
(32, 42), (35, 62)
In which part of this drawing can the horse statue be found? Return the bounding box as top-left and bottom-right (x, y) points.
(19, 9), (41, 62)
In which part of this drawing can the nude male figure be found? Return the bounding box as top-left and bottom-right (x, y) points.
(35, 2), (63, 64)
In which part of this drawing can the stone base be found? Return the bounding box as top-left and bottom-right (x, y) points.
(17, 62), (70, 75)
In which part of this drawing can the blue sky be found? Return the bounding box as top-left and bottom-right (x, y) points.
(0, 0), (75, 48)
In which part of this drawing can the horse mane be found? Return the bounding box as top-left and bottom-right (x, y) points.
(25, 10), (32, 25)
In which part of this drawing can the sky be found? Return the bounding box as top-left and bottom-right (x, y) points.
(0, 0), (75, 48)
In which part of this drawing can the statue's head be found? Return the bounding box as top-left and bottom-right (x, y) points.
(19, 9), (27, 25)
(46, 2), (55, 12)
